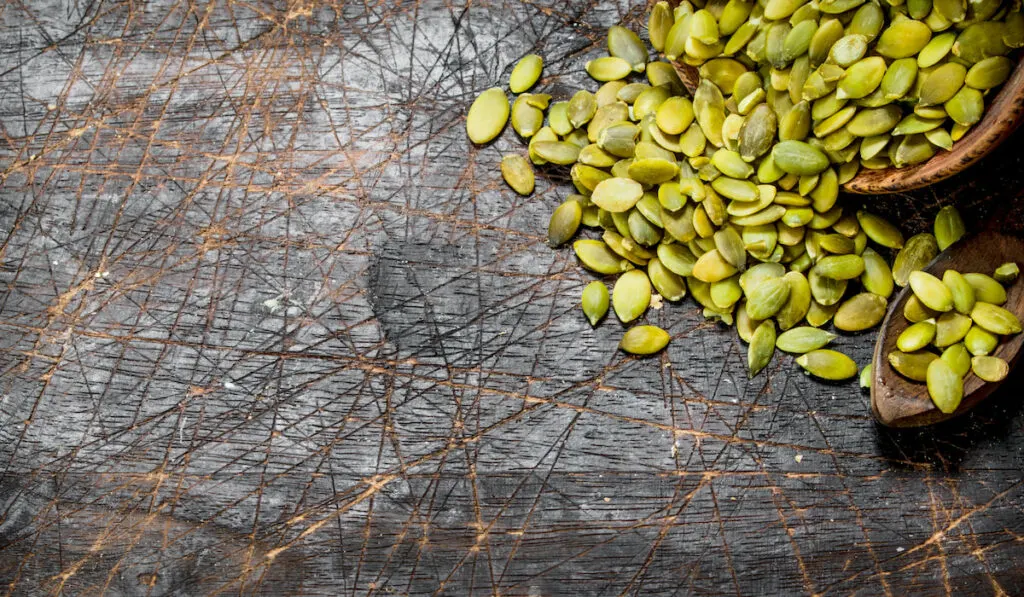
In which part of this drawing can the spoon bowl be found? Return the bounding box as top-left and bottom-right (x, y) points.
(870, 229), (1024, 428)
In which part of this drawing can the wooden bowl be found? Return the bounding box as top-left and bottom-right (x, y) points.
(670, 59), (1024, 195)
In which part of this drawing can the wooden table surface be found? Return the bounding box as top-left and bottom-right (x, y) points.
(1, 1), (1023, 595)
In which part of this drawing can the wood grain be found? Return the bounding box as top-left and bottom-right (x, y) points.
(0, 1), (1023, 595)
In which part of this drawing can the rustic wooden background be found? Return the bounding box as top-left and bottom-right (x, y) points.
(1, 1), (1023, 595)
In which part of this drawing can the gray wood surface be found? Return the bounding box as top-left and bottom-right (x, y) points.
(1, 1), (1023, 595)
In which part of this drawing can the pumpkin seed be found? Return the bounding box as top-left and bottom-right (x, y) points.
(941, 343), (972, 376)
(927, 358), (963, 413)
(466, 87), (509, 144)
(994, 262), (1019, 284)
(772, 140), (830, 175)
(591, 178), (643, 213)
(776, 271), (812, 330)
(942, 269), (975, 315)
(876, 19), (933, 59)
(814, 254), (866, 280)
(889, 349), (939, 381)
(892, 233), (939, 287)
(833, 292), (887, 331)
(964, 325), (998, 356)
(859, 248), (895, 298)
(568, 90), (598, 129)
(748, 320), (777, 377)
(796, 349), (858, 380)
(909, 270), (954, 312)
(776, 326), (836, 353)
(548, 199), (582, 247)
(856, 210), (904, 248)
(620, 325), (670, 355)
(693, 249), (740, 283)
(745, 276), (792, 320)
(837, 57), (886, 99)
(945, 86), (984, 126)
(607, 26), (649, 72)
(970, 302), (1023, 335)
(500, 154), (535, 196)
(612, 269), (652, 323)
(859, 363), (872, 389)
(582, 281), (609, 326)
(898, 320), (937, 352)
(806, 299), (840, 327)
(972, 355), (1009, 382)
(933, 205), (965, 250)
(648, 2), (674, 52)
(965, 56), (1013, 90)
(510, 55), (543, 93)
(963, 273), (1007, 305)
(904, 294), (940, 323)
(935, 311), (973, 347)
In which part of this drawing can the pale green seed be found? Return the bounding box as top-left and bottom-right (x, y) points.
(965, 325), (999, 356)
(607, 25), (648, 72)
(796, 349), (857, 380)
(779, 100), (812, 141)
(748, 320), (777, 377)
(876, 19), (933, 59)
(648, 257), (688, 302)
(714, 227), (748, 269)
(965, 56), (1013, 90)
(927, 358), (963, 414)
(972, 355), (1009, 382)
(829, 34), (868, 67)
(809, 18), (844, 66)
(898, 320), (937, 352)
(612, 269), (652, 323)
(745, 277), (793, 320)
(806, 299), (840, 327)
(772, 140), (829, 175)
(620, 325), (670, 355)
(735, 301), (762, 343)
(952, 22), (1009, 65)
(656, 97), (695, 135)
(935, 311), (973, 347)
(859, 364), (872, 389)
(510, 54), (543, 93)
(501, 154), (535, 196)
(963, 273), (1007, 305)
(892, 233), (939, 287)
(919, 62), (967, 106)
(934, 205), (965, 250)
(888, 350), (939, 382)
(740, 263), (787, 294)
(909, 270), (954, 312)
(532, 141), (580, 166)
(711, 276), (743, 310)
(693, 249), (740, 283)
(847, 105), (902, 137)
(945, 87), (984, 127)
(970, 302), (1023, 335)
(711, 177), (760, 202)
(856, 210), (903, 249)
(833, 292), (887, 331)
(814, 254), (865, 280)
(466, 87), (509, 144)
(581, 281), (609, 326)
(942, 343), (972, 376)
(994, 262), (1020, 284)
(548, 200), (582, 247)
(776, 271), (811, 331)
(591, 178), (643, 213)
(568, 90), (597, 129)
(837, 57), (886, 100)
(694, 79), (727, 148)
(573, 240), (632, 274)
(942, 269), (975, 315)
(776, 326), (836, 353)
(586, 56), (633, 82)
(657, 243), (697, 277)
(860, 248), (894, 298)
(881, 58), (919, 101)
(809, 267), (848, 306)
(628, 158), (680, 185)
(528, 126), (557, 165)
(648, 2), (673, 52)
(904, 294), (939, 323)
(917, 32), (956, 68)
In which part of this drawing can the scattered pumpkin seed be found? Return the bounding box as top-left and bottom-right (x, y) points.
(971, 355), (1009, 382)
(582, 281), (610, 326)
(510, 55), (544, 93)
(796, 349), (858, 380)
(927, 358), (963, 413)
(748, 320), (777, 377)
(466, 87), (510, 144)
(620, 325), (671, 355)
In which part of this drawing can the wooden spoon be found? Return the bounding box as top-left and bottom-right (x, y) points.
(870, 229), (1024, 428)
(670, 59), (1024, 195)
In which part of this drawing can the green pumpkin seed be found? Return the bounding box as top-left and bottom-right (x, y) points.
(917, 32), (956, 68)
(510, 55), (544, 93)
(748, 320), (777, 377)
(647, 257), (688, 302)
(776, 271), (811, 330)
(814, 254), (866, 280)
(933, 205), (965, 251)
(971, 355), (1009, 382)
(612, 269), (652, 323)
(746, 277), (792, 320)
(607, 25), (649, 72)
(574, 240), (632, 274)
(856, 210), (904, 249)
(711, 276), (743, 309)
(892, 233), (939, 287)
(777, 326), (836, 353)
(963, 273), (1007, 305)
(712, 227), (747, 270)
(711, 177), (760, 203)
(909, 270), (954, 312)
(876, 19), (933, 59)
(944, 86), (984, 127)
(965, 56), (1013, 90)
(859, 364), (872, 389)
(808, 267), (848, 306)
(935, 311), (973, 347)
(693, 248), (740, 283)
(735, 301), (762, 343)
(500, 154), (535, 196)
(918, 62), (967, 106)
(528, 127), (557, 165)
(881, 58), (919, 101)
(965, 325), (999, 356)
(952, 22), (1009, 65)
(994, 262), (1020, 284)
(898, 320), (937, 352)
(598, 121), (639, 158)
(892, 115), (945, 138)
(796, 349), (857, 380)
(833, 292), (887, 331)
(582, 281), (610, 326)
(694, 80), (727, 148)
(620, 325), (670, 355)
(941, 343), (972, 376)
(941, 269), (975, 315)
(970, 302), (1023, 335)
(591, 177), (643, 213)
(586, 56), (633, 82)
(805, 299), (840, 327)
(466, 87), (510, 144)
(772, 140), (829, 175)
(655, 97), (695, 136)
(837, 57), (886, 100)
(568, 90), (598, 129)
(548, 200), (582, 247)
(927, 358), (963, 414)
(859, 247), (895, 298)
(532, 141), (580, 166)
(657, 243), (697, 277)
(808, 18), (844, 66)
(904, 294), (940, 323)
(829, 34), (869, 67)
(888, 350), (938, 381)
(846, 105), (902, 137)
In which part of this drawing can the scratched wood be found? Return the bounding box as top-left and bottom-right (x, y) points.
(1, 1), (1023, 595)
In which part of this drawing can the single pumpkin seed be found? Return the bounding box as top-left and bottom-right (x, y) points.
(466, 87), (509, 144)
(657, 243), (697, 277)
(568, 90), (598, 129)
(656, 96), (695, 135)
(909, 270), (954, 312)
(586, 56), (633, 82)
(591, 177), (644, 213)
(532, 141), (580, 165)
(860, 247), (895, 298)
(945, 86), (984, 126)
(859, 364), (872, 389)
(796, 349), (858, 380)
(806, 299), (840, 327)
(847, 105), (902, 137)
(612, 269), (652, 323)
(965, 325), (999, 356)
(892, 233), (939, 287)
(881, 58), (919, 100)
(620, 325), (670, 355)
(970, 302), (1023, 335)
(918, 62), (967, 106)
(965, 56), (1013, 89)
(917, 32), (956, 68)
(994, 262), (1020, 284)
(963, 273), (1007, 305)
(510, 54), (543, 93)
(935, 311), (973, 347)
(904, 294), (940, 323)
(648, 2), (673, 51)
(876, 19), (933, 59)
(941, 343), (972, 376)
(581, 281), (609, 326)
(772, 140), (829, 175)
(833, 292), (887, 331)
(748, 320), (777, 377)
(809, 267), (848, 306)
(942, 269), (976, 315)
(501, 154), (535, 196)
(607, 25), (649, 72)
(693, 248), (740, 283)
(927, 358), (963, 413)
(776, 271), (811, 330)
(711, 276), (743, 310)
(776, 326), (836, 353)
(814, 254), (866, 280)
(837, 56), (886, 99)
(972, 355), (1009, 382)
(898, 320), (937, 352)
(548, 200), (582, 247)
(934, 205), (965, 251)
(829, 34), (869, 67)
(574, 240), (632, 274)
(888, 350), (939, 381)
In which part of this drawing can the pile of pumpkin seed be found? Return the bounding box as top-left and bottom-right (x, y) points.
(889, 262), (1020, 412)
(464, 0), (1023, 382)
